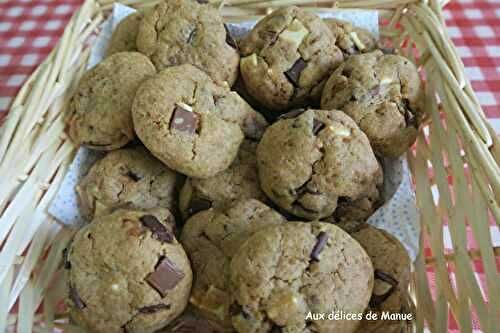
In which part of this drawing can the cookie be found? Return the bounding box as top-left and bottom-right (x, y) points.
(106, 13), (143, 56)
(132, 64), (267, 178)
(348, 225), (412, 333)
(229, 222), (373, 333)
(180, 199), (286, 329)
(179, 140), (268, 219)
(239, 6), (343, 111)
(77, 147), (183, 220)
(65, 208), (192, 333)
(321, 50), (423, 156)
(324, 19), (378, 56)
(68, 52), (156, 150)
(257, 109), (382, 220)
(136, 0), (239, 86)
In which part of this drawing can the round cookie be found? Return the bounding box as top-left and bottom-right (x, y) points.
(106, 13), (143, 56)
(136, 0), (239, 86)
(239, 6), (343, 111)
(180, 199), (286, 329)
(257, 109), (382, 220)
(132, 64), (267, 178)
(65, 208), (192, 333)
(229, 222), (374, 333)
(68, 52), (156, 150)
(179, 140), (268, 219)
(324, 19), (378, 56)
(77, 147), (183, 220)
(348, 225), (412, 333)
(321, 50), (423, 156)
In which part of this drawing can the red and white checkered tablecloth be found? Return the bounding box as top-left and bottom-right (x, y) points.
(0, 0), (499, 332)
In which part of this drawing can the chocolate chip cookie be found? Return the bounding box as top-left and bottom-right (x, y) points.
(106, 13), (143, 56)
(65, 208), (192, 333)
(229, 222), (373, 333)
(348, 225), (412, 333)
(325, 19), (378, 56)
(77, 147), (183, 220)
(68, 52), (156, 150)
(321, 50), (423, 156)
(257, 109), (382, 220)
(132, 64), (267, 178)
(179, 140), (268, 219)
(239, 6), (343, 111)
(180, 199), (286, 329)
(136, 0), (239, 86)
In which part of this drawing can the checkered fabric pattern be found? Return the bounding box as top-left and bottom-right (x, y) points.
(0, 0), (498, 332)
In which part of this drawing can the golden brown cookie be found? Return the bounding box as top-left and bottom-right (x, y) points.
(257, 109), (381, 220)
(132, 64), (267, 178)
(239, 6), (343, 111)
(136, 0), (239, 86)
(65, 208), (192, 333)
(321, 50), (423, 156)
(68, 52), (155, 150)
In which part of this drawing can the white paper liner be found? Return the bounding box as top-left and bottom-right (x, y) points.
(48, 4), (420, 260)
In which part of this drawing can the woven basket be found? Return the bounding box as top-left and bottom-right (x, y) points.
(0, 0), (498, 332)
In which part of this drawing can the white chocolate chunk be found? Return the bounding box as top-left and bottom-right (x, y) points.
(349, 31), (366, 51)
(329, 123), (351, 137)
(380, 76), (394, 85)
(241, 53), (258, 69)
(279, 19), (309, 49)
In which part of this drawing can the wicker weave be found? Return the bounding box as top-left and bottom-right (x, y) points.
(0, 0), (498, 332)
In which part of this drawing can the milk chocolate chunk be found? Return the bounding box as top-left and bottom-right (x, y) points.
(146, 257), (185, 296)
(369, 269), (399, 307)
(310, 231), (328, 261)
(284, 58), (307, 87)
(140, 215), (173, 243)
(138, 303), (170, 314)
(69, 285), (86, 309)
(170, 105), (199, 134)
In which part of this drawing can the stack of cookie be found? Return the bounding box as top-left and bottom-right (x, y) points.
(64, 1), (420, 332)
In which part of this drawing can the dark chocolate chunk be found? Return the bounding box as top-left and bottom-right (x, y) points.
(126, 170), (141, 182)
(62, 248), (71, 270)
(229, 303), (243, 316)
(196, 0), (209, 3)
(284, 58), (307, 87)
(138, 303), (170, 314)
(404, 110), (417, 127)
(224, 24), (238, 50)
(170, 105), (199, 134)
(187, 198), (212, 216)
(278, 108), (306, 119)
(69, 285), (86, 309)
(270, 325), (283, 333)
(312, 119), (325, 135)
(369, 269), (399, 307)
(146, 257), (185, 296)
(310, 231), (328, 261)
(140, 215), (173, 243)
